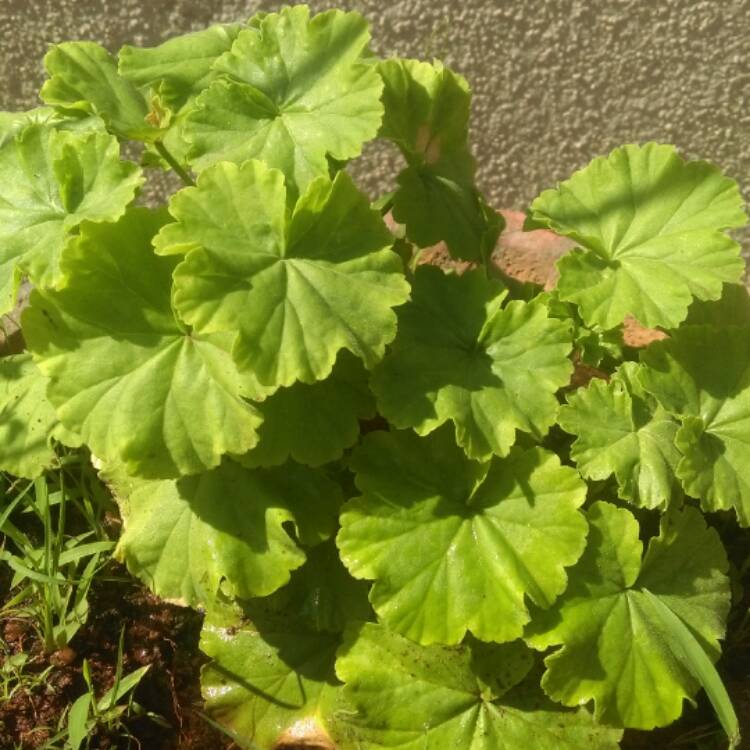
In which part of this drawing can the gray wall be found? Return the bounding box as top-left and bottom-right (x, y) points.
(2, 0), (749, 242)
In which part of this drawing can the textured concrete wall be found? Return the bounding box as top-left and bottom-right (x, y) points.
(2, 0), (750, 243)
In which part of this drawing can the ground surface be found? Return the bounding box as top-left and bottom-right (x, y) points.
(0, 563), (234, 749)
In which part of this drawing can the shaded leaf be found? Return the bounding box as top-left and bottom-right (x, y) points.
(201, 600), (352, 750)
(240, 352), (375, 467)
(379, 59), (502, 262)
(115, 460), (342, 606)
(335, 622), (622, 749)
(0, 354), (79, 478)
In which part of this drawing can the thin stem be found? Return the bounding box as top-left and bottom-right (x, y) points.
(154, 141), (195, 187)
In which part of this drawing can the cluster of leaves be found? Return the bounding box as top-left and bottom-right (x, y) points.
(1, 4), (749, 748)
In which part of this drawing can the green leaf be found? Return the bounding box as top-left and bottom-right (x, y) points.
(380, 58), (502, 262)
(184, 6), (383, 195)
(157, 159), (409, 389)
(0, 106), (105, 147)
(526, 501), (730, 729)
(201, 600), (351, 750)
(371, 266), (573, 460)
(119, 23), (243, 112)
(335, 622), (622, 750)
(640, 325), (750, 525)
(22, 207), (262, 478)
(642, 589), (741, 747)
(337, 428), (588, 645)
(529, 143), (747, 330)
(545, 292), (624, 368)
(115, 460), (341, 607)
(0, 123), (142, 315)
(685, 282), (750, 327)
(0, 354), (79, 479)
(97, 665), (151, 711)
(558, 362), (682, 509)
(67, 692), (93, 750)
(260, 540), (373, 634)
(41, 42), (157, 140)
(240, 352), (375, 467)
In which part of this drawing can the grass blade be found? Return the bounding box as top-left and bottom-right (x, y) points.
(642, 588), (740, 749)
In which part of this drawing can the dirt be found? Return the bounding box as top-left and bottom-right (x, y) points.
(0, 563), (235, 749)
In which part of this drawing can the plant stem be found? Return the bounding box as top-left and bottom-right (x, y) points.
(154, 141), (195, 187)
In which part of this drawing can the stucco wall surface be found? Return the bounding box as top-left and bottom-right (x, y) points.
(1, 0), (749, 241)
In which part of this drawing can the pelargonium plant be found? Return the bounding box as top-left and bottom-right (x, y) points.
(1, 4), (748, 748)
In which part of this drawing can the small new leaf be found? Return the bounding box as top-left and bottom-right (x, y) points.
(372, 266), (573, 460)
(337, 428), (588, 645)
(529, 143), (747, 330)
(119, 23), (243, 112)
(526, 501), (730, 729)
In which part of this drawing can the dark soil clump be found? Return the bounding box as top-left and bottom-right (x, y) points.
(0, 563), (235, 749)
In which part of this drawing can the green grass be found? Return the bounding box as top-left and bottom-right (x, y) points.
(0, 453), (117, 653)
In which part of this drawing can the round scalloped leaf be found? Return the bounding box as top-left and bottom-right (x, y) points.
(240, 352), (375, 467)
(0, 354), (79, 478)
(201, 601), (353, 750)
(119, 24), (243, 112)
(526, 501), (730, 729)
(337, 428), (588, 645)
(157, 159), (409, 390)
(640, 325), (750, 526)
(22, 208), (262, 479)
(529, 143), (747, 330)
(379, 58), (501, 262)
(558, 362), (681, 509)
(41, 41), (158, 140)
(114, 460), (341, 607)
(0, 123), (143, 315)
(371, 266), (573, 460)
(184, 6), (383, 195)
(335, 622), (622, 750)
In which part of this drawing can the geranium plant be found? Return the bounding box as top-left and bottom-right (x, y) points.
(1, 4), (748, 748)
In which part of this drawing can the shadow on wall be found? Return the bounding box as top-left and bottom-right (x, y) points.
(3, 0), (748, 247)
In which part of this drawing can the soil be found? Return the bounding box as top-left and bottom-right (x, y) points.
(0, 562), (235, 749)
